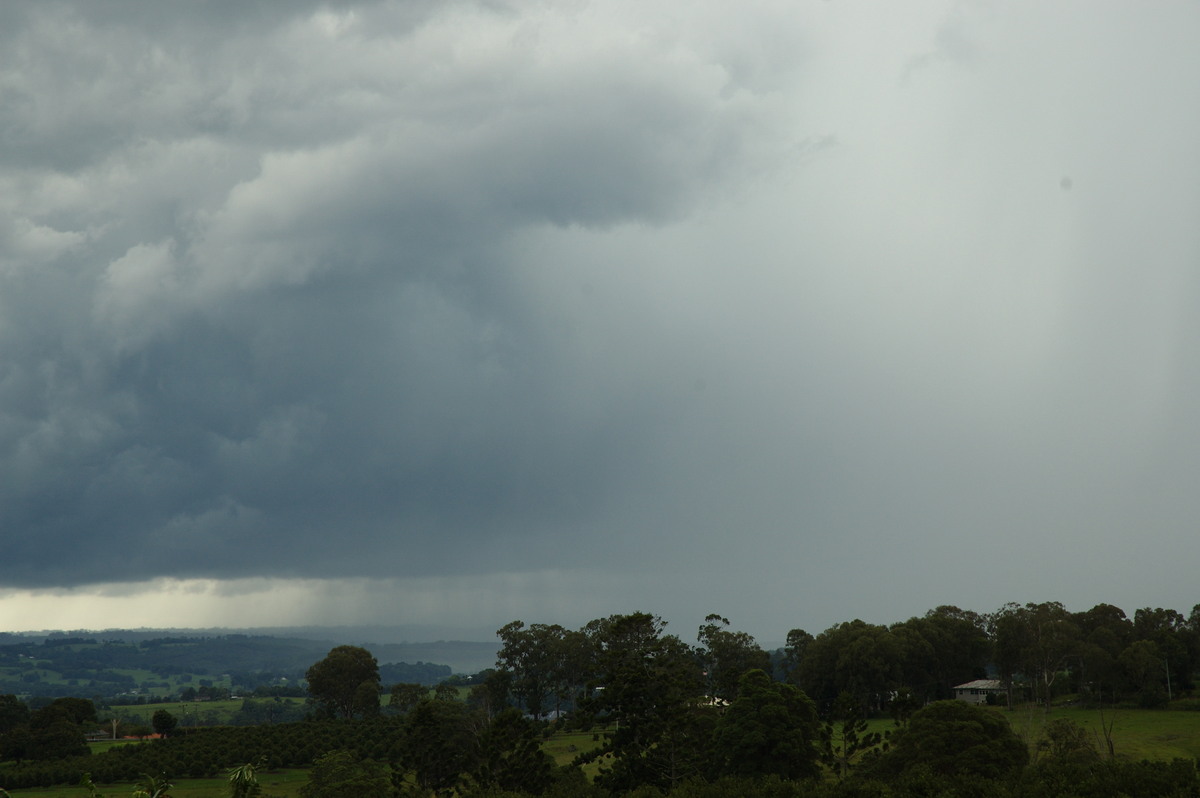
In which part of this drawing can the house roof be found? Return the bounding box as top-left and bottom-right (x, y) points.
(953, 679), (1003, 690)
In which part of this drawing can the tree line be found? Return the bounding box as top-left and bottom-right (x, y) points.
(492, 602), (1200, 722)
(292, 606), (1199, 796)
(3, 601), (1199, 796)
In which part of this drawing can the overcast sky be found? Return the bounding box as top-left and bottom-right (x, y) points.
(2, 0), (1198, 645)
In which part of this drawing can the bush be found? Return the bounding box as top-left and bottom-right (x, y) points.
(870, 701), (1028, 782)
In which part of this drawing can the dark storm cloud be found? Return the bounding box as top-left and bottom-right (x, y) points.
(0, 0), (786, 587)
(4, 1), (1200, 640)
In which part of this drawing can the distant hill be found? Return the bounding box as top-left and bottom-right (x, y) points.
(0, 627), (500, 701)
(2, 626), (500, 673)
(209, 626), (502, 674)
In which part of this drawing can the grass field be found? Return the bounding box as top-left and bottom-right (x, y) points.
(859, 703), (1200, 762)
(106, 697), (307, 728)
(542, 727), (611, 782)
(1005, 703), (1200, 761)
(86, 740), (139, 755)
(542, 728), (605, 767)
(0, 667), (233, 697)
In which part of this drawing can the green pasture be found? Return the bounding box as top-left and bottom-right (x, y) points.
(107, 700), (239, 727)
(108, 669), (167, 686)
(0, 669), (65, 686)
(542, 728), (605, 767)
(106, 697), (307, 727)
(85, 741), (139, 755)
(1006, 703), (1200, 762)
(104, 671), (233, 694)
(859, 703), (1200, 762)
(0, 667), (216, 693)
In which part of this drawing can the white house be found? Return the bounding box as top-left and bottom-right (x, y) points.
(952, 679), (1003, 704)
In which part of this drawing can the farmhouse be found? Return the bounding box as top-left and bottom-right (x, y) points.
(952, 679), (1003, 704)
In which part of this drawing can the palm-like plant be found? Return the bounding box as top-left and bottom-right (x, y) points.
(79, 773), (105, 798)
(131, 773), (173, 798)
(227, 759), (265, 798)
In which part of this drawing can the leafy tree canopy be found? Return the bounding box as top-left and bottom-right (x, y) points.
(712, 668), (821, 781)
(151, 709), (178, 738)
(873, 699), (1028, 782)
(299, 749), (391, 798)
(305, 645), (381, 720)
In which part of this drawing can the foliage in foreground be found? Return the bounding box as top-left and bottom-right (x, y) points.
(0, 718), (394, 790)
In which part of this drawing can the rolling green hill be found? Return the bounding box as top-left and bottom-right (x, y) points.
(0, 630), (487, 702)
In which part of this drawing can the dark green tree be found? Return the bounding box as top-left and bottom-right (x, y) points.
(887, 686), (919, 727)
(711, 668), (821, 781)
(1073, 605), (1130, 702)
(781, 628), (813, 686)
(551, 627), (593, 717)
(472, 707), (554, 795)
(300, 749), (391, 798)
(821, 691), (883, 779)
(151, 709), (178, 738)
(433, 682), (460, 702)
(1036, 717), (1099, 767)
(466, 669), (512, 719)
(0, 694), (32, 764)
(26, 720), (88, 760)
(305, 645), (381, 720)
(872, 700), (1028, 782)
(584, 612), (708, 792)
(1022, 719), (1185, 798)
(892, 606), (989, 702)
(1074, 603), (1132, 655)
(1118, 639), (1168, 707)
(990, 602), (1080, 707)
(800, 620), (900, 713)
(30, 697), (97, 729)
(696, 615), (771, 703)
(0, 694), (30, 733)
(400, 697), (481, 796)
(388, 682), (428, 715)
(1024, 602), (1082, 706)
(889, 621), (937, 704)
(1132, 607), (1192, 694)
(0, 725), (32, 763)
(23, 698), (94, 761)
(496, 621), (588, 719)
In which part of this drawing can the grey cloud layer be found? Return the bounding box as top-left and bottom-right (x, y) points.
(0, 0), (791, 586)
(2, 1), (1199, 635)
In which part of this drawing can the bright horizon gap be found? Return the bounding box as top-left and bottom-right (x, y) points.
(2, 577), (1195, 649)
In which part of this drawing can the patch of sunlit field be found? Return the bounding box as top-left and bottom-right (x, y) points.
(107, 697), (307, 727)
(833, 703), (1200, 763)
(542, 727), (606, 767)
(85, 740), (140, 755)
(1005, 703), (1200, 762)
